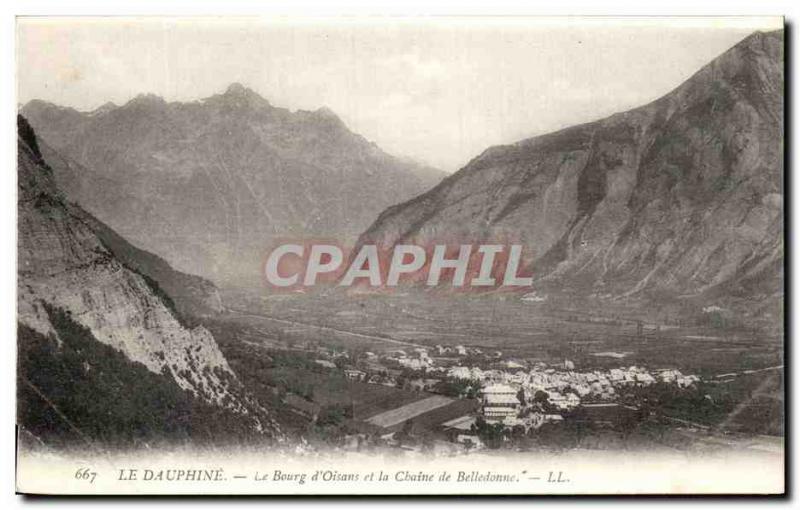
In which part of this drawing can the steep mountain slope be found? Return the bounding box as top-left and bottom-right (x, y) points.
(37, 139), (223, 318)
(76, 209), (225, 319)
(17, 116), (278, 443)
(359, 30), (783, 302)
(22, 84), (445, 284)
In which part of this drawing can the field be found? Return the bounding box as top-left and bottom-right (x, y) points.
(263, 366), (427, 420)
(220, 287), (783, 377)
(397, 399), (481, 435)
(262, 368), (482, 435)
(366, 395), (453, 428)
(211, 286), (783, 440)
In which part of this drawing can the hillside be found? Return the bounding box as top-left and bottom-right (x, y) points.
(359, 31), (784, 307)
(16, 116), (279, 446)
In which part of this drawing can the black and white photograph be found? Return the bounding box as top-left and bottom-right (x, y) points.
(11, 13), (786, 495)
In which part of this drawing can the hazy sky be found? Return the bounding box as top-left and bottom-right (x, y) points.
(17, 17), (781, 171)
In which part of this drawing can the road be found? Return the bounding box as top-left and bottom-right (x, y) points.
(225, 308), (424, 348)
(714, 365), (784, 379)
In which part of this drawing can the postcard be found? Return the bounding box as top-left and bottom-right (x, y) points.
(15, 16), (784, 495)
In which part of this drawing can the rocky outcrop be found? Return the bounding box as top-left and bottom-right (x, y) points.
(359, 30), (783, 302)
(22, 84), (445, 284)
(36, 139), (224, 318)
(17, 116), (276, 435)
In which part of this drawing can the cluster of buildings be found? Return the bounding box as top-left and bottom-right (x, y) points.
(384, 345), (493, 370)
(310, 342), (701, 434)
(473, 363), (701, 427)
(392, 348), (434, 370)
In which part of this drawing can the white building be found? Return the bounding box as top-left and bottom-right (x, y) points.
(344, 369), (366, 381)
(448, 366), (471, 379)
(635, 372), (656, 386)
(481, 384), (520, 423)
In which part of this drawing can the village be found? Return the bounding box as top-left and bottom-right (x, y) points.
(297, 341), (702, 451)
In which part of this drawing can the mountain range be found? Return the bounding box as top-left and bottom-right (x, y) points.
(22, 84), (445, 284)
(15, 29), (784, 449)
(359, 30), (784, 309)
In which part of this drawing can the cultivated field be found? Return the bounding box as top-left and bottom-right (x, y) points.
(262, 367), (429, 420)
(215, 286), (784, 438)
(366, 395), (453, 428)
(220, 287), (783, 376)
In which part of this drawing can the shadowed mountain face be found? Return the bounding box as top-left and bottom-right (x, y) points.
(359, 31), (784, 305)
(17, 116), (279, 444)
(22, 84), (445, 284)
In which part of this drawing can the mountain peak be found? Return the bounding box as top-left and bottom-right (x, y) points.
(315, 105), (337, 117)
(209, 82), (271, 109)
(292, 105), (346, 131)
(90, 101), (118, 116)
(359, 29), (783, 302)
(741, 28), (783, 46)
(224, 82), (251, 95)
(22, 99), (79, 115)
(313, 105), (344, 123)
(126, 93), (167, 109)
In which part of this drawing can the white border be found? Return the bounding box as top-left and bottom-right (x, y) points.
(2, 1), (796, 508)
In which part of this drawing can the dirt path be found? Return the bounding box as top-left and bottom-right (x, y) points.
(225, 308), (424, 348)
(714, 365), (784, 379)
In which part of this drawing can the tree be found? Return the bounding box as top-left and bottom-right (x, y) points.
(396, 419), (415, 443)
(463, 437), (476, 452)
(465, 384), (479, 399)
(317, 405), (346, 427)
(472, 416), (507, 449)
(533, 390), (549, 405)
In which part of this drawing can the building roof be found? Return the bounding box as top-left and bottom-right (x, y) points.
(485, 394), (520, 405)
(482, 383), (516, 394)
(442, 415), (476, 431)
(484, 407), (517, 414)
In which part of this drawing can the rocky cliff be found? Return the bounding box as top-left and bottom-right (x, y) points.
(36, 139), (224, 318)
(359, 30), (784, 304)
(17, 116), (277, 438)
(22, 84), (445, 284)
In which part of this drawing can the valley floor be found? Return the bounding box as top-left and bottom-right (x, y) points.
(202, 286), (784, 453)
